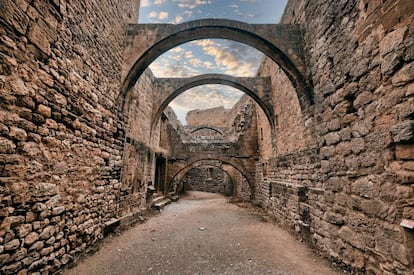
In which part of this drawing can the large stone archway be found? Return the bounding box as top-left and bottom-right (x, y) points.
(120, 19), (313, 111)
(151, 74), (274, 134)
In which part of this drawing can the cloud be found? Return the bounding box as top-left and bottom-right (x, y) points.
(177, 0), (211, 9)
(203, 61), (215, 69)
(150, 39), (263, 78)
(174, 15), (184, 24)
(149, 11), (157, 18)
(159, 11), (168, 19)
(192, 39), (216, 47)
(141, 0), (151, 7)
(154, 0), (166, 5)
(170, 47), (184, 53)
(184, 51), (193, 59)
(197, 40), (261, 76)
(169, 84), (244, 124)
(190, 58), (202, 67)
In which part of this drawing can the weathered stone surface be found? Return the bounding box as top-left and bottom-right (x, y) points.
(8, 127), (27, 141)
(24, 232), (39, 246)
(351, 177), (374, 198)
(379, 26), (407, 57)
(396, 144), (414, 160)
(4, 239), (20, 251)
(36, 104), (51, 118)
(390, 120), (414, 143)
(392, 62), (414, 86)
(1, 0), (413, 274)
(17, 224), (32, 238)
(324, 132), (341, 146)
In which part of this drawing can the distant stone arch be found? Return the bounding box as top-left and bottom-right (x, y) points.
(177, 161), (236, 195)
(120, 19), (313, 112)
(190, 126), (225, 136)
(168, 155), (254, 198)
(151, 74), (274, 136)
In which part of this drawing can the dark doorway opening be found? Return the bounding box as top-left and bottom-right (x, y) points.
(155, 155), (167, 194)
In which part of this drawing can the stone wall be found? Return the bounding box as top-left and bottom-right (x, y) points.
(166, 94), (259, 200)
(0, 1), (141, 273)
(186, 106), (231, 127)
(119, 69), (159, 215)
(2, 0), (413, 274)
(255, 0), (414, 273)
(183, 166), (230, 195)
(257, 58), (315, 156)
(255, 106), (273, 160)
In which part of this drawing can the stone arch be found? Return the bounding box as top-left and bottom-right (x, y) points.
(151, 74), (275, 140)
(120, 19), (313, 112)
(168, 155), (254, 198)
(190, 126), (225, 136)
(178, 161), (236, 195)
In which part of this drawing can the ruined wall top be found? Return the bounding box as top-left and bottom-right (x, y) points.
(186, 107), (231, 127)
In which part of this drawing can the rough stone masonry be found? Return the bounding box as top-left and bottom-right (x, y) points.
(1, 0), (414, 274)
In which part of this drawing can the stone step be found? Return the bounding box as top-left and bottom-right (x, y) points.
(152, 194), (166, 204)
(170, 195), (180, 202)
(153, 198), (171, 210)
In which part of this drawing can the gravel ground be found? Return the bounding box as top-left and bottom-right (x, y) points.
(63, 191), (341, 275)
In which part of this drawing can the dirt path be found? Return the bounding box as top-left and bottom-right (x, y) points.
(63, 192), (341, 275)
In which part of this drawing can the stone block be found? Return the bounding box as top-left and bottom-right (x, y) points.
(353, 91), (373, 109)
(390, 120), (414, 143)
(320, 145), (335, 159)
(1, 216), (25, 231)
(28, 241), (44, 252)
(338, 226), (366, 250)
(351, 177), (374, 198)
(17, 224), (32, 238)
(39, 246), (53, 256)
(392, 62), (414, 86)
(9, 127), (27, 141)
(39, 226), (55, 240)
(1, 261), (22, 275)
(351, 120), (371, 138)
(360, 199), (387, 219)
(396, 170), (414, 184)
(395, 144), (414, 160)
(4, 239), (20, 251)
(324, 132), (341, 145)
(51, 207), (65, 216)
(381, 52), (402, 76)
(28, 19), (56, 56)
(1, 0), (30, 35)
(32, 203), (46, 213)
(323, 211), (344, 225)
(0, 138), (16, 154)
(36, 105), (51, 118)
(350, 138), (365, 155)
(336, 141), (353, 156)
(379, 26), (407, 57)
(24, 232), (39, 246)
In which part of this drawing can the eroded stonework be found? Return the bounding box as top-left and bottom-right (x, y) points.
(1, 0), (413, 274)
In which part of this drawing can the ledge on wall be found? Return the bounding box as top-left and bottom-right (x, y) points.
(400, 219), (414, 230)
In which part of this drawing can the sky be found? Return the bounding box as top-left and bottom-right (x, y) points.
(139, 0), (288, 124)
